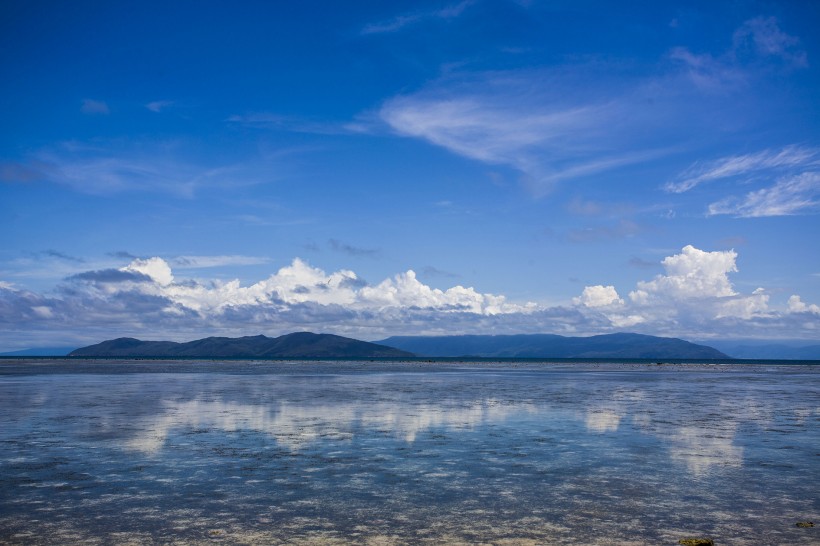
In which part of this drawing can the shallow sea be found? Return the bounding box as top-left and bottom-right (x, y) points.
(0, 359), (817, 545)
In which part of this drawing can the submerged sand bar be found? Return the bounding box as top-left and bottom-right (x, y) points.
(1, 359), (818, 544)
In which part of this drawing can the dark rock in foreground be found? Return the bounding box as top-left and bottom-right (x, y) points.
(69, 332), (414, 358)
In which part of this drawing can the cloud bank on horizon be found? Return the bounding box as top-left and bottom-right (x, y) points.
(1, 245), (817, 349)
(1, 2), (819, 348)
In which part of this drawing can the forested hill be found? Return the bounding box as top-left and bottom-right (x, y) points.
(69, 332), (414, 358)
(377, 333), (729, 359)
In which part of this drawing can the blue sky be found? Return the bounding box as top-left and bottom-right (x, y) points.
(2, 0), (819, 349)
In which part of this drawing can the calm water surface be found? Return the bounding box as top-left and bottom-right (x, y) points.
(0, 360), (817, 545)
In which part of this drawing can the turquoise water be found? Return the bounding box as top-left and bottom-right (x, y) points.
(0, 360), (817, 544)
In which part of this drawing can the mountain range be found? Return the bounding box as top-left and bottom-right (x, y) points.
(63, 331), (730, 359)
(377, 333), (729, 359)
(68, 332), (413, 358)
(8, 334), (819, 359)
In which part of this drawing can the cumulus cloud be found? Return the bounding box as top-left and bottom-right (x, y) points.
(53, 257), (527, 323)
(1, 247), (818, 348)
(632, 245), (739, 301)
(573, 285), (623, 308)
(123, 257), (174, 286)
(573, 245), (792, 334)
(626, 245), (771, 322)
(788, 295), (820, 315)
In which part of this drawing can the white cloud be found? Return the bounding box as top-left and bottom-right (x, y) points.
(2, 247), (818, 347)
(377, 17), (808, 197)
(632, 245), (739, 300)
(573, 285), (623, 308)
(122, 257), (174, 286)
(668, 47), (747, 92)
(110, 257), (530, 318)
(732, 16), (807, 67)
(788, 295), (820, 315)
(708, 171), (820, 217)
(170, 255), (271, 268)
(666, 145), (819, 193)
(12, 139), (284, 196)
(379, 70), (676, 196)
(361, 1), (473, 34)
(145, 100), (173, 113)
(669, 16), (807, 94)
(574, 245), (776, 331)
(81, 99), (109, 115)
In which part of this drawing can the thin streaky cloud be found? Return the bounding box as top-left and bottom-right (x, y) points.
(361, 0), (473, 34)
(19, 139), (288, 196)
(381, 75), (677, 196)
(707, 172), (820, 217)
(732, 16), (808, 67)
(328, 239), (381, 258)
(170, 255), (272, 268)
(666, 145), (820, 193)
(146, 100), (174, 113)
(226, 112), (363, 136)
(42, 250), (84, 263)
(670, 16), (807, 93)
(81, 99), (109, 115)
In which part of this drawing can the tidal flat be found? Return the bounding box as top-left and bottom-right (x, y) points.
(0, 359), (817, 545)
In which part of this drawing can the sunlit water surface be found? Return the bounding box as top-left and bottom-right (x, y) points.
(0, 360), (817, 545)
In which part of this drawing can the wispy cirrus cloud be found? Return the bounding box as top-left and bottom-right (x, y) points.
(666, 145), (820, 217)
(169, 255), (272, 268)
(5, 139), (286, 196)
(328, 239), (381, 258)
(81, 99), (109, 115)
(226, 112), (365, 135)
(665, 145), (819, 193)
(708, 172), (820, 217)
(41, 249), (84, 263)
(379, 68), (678, 196)
(145, 100), (174, 113)
(361, 0), (473, 34)
(378, 16), (807, 197)
(732, 16), (808, 67)
(670, 16), (807, 92)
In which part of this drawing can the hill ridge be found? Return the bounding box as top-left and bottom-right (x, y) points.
(377, 332), (729, 359)
(69, 332), (414, 358)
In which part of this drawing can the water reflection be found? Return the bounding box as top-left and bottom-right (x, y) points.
(669, 425), (744, 476)
(126, 397), (536, 453)
(1, 363), (818, 545)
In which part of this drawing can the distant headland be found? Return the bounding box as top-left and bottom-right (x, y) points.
(66, 332), (729, 359)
